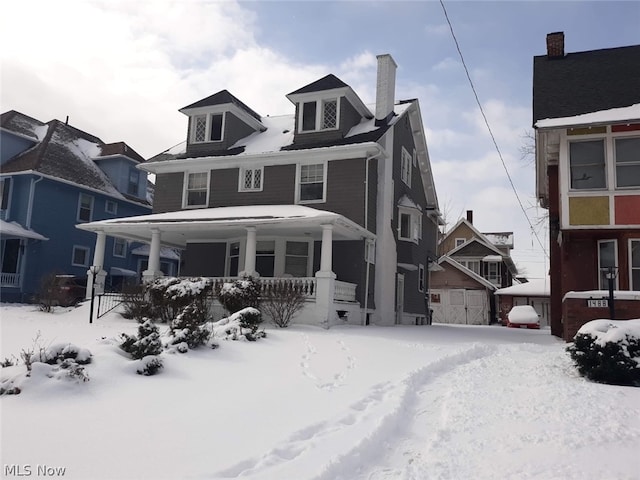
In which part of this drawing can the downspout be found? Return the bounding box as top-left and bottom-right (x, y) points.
(363, 151), (383, 325)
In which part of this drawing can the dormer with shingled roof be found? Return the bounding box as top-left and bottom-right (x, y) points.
(179, 89), (266, 157)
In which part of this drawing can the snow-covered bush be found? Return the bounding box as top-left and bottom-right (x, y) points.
(30, 342), (93, 366)
(120, 320), (164, 360)
(211, 307), (266, 342)
(567, 319), (640, 387)
(260, 281), (307, 328)
(147, 277), (213, 323)
(166, 303), (211, 351)
(217, 275), (260, 314)
(135, 355), (164, 376)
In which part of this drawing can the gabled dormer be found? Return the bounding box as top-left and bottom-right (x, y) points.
(286, 74), (373, 145)
(179, 90), (265, 156)
(93, 142), (148, 201)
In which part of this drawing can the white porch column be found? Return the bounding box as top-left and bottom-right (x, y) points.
(86, 230), (107, 298)
(243, 226), (257, 276)
(315, 224), (336, 329)
(319, 224), (334, 273)
(143, 228), (164, 283)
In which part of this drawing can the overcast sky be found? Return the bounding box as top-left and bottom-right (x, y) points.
(2, 1), (639, 280)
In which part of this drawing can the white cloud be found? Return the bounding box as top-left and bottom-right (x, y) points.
(424, 23), (450, 36)
(432, 57), (461, 71)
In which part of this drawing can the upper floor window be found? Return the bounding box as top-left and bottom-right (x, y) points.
(72, 245), (90, 267)
(298, 163), (326, 203)
(0, 177), (11, 215)
(240, 167), (263, 192)
(401, 147), (412, 186)
(459, 260), (480, 275)
(598, 239), (618, 290)
(300, 98), (338, 132)
(455, 238), (466, 248)
(615, 137), (640, 188)
(398, 208), (421, 243)
(630, 239), (640, 291)
(486, 262), (501, 285)
(570, 140), (606, 190)
(105, 200), (117, 215)
(128, 169), (139, 196)
(183, 172), (209, 208)
(77, 193), (94, 222)
(192, 113), (224, 143)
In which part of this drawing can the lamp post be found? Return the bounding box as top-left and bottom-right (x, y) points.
(605, 266), (618, 320)
(88, 265), (101, 324)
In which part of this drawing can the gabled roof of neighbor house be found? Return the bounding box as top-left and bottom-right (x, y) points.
(287, 74), (349, 95)
(1, 111), (149, 206)
(495, 278), (550, 297)
(533, 44), (640, 124)
(436, 255), (497, 291)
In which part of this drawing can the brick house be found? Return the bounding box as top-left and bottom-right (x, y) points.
(533, 32), (640, 340)
(78, 54), (443, 328)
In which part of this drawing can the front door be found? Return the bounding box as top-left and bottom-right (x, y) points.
(396, 274), (404, 324)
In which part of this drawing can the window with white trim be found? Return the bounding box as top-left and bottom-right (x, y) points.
(191, 113), (224, 143)
(72, 246), (90, 267)
(184, 172), (209, 208)
(240, 167), (263, 192)
(113, 238), (127, 258)
(284, 241), (309, 277)
(630, 239), (640, 291)
(455, 238), (466, 248)
(615, 137), (640, 188)
(105, 200), (117, 215)
(486, 262), (501, 286)
(128, 168), (139, 196)
(418, 264), (425, 292)
(598, 239), (618, 289)
(398, 209), (421, 243)
(77, 193), (94, 222)
(256, 241), (275, 277)
(298, 163), (326, 203)
(299, 98), (339, 132)
(459, 260), (480, 275)
(569, 140), (606, 189)
(401, 147), (412, 186)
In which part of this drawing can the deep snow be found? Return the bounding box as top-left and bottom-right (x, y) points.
(1, 303), (640, 480)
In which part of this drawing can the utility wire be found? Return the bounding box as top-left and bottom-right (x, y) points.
(439, 0), (549, 258)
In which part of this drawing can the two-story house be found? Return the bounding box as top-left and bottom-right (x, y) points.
(533, 33), (640, 340)
(429, 210), (517, 324)
(0, 111), (166, 303)
(77, 54), (443, 328)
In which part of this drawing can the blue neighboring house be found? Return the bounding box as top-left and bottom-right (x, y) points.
(0, 110), (176, 303)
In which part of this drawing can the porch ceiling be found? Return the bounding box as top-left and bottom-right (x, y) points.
(76, 205), (374, 248)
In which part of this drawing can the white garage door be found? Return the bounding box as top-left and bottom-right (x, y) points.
(430, 289), (489, 325)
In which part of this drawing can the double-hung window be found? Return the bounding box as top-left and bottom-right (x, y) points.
(569, 140), (606, 189)
(598, 239), (618, 289)
(240, 167), (263, 192)
(192, 113), (224, 143)
(72, 246), (90, 267)
(105, 200), (117, 215)
(284, 241), (309, 277)
(398, 208), (421, 243)
(184, 172), (209, 208)
(615, 137), (640, 188)
(298, 163), (326, 203)
(128, 169), (139, 196)
(113, 238), (127, 258)
(300, 98), (338, 132)
(401, 147), (412, 186)
(77, 193), (94, 222)
(630, 239), (640, 291)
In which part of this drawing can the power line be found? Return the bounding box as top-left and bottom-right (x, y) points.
(439, 0), (549, 259)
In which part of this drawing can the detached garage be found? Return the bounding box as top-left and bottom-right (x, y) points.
(495, 279), (551, 328)
(429, 256), (497, 325)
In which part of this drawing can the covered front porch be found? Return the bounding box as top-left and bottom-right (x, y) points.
(77, 205), (376, 327)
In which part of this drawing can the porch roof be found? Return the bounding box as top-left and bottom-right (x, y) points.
(76, 205), (375, 248)
(0, 220), (48, 241)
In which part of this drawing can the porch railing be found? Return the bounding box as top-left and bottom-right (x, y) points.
(334, 280), (357, 302)
(0, 272), (20, 287)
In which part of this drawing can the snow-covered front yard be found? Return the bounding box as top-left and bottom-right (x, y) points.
(1, 302), (639, 479)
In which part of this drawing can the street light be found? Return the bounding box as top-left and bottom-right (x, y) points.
(605, 266), (618, 320)
(88, 265), (101, 324)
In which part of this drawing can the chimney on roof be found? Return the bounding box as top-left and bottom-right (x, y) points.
(375, 54), (397, 126)
(466, 210), (473, 224)
(65, 116), (69, 125)
(546, 32), (565, 59)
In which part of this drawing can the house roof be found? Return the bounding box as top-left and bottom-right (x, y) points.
(495, 278), (550, 297)
(436, 255), (497, 291)
(76, 205), (375, 249)
(1, 111), (149, 206)
(98, 142), (146, 163)
(532, 44), (640, 124)
(287, 74), (349, 96)
(1, 110), (48, 142)
(179, 89), (262, 121)
(0, 219), (48, 241)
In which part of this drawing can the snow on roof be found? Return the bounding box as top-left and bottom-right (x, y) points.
(483, 232), (514, 248)
(397, 194), (421, 210)
(482, 255), (503, 262)
(131, 245), (181, 259)
(0, 220), (48, 241)
(535, 103), (640, 129)
(232, 115), (294, 155)
(495, 278), (550, 297)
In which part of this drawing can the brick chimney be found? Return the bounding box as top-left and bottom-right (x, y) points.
(466, 210), (473, 224)
(375, 54), (397, 126)
(546, 32), (565, 59)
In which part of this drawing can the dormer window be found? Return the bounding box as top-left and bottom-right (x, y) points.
(192, 113), (224, 143)
(299, 98), (339, 132)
